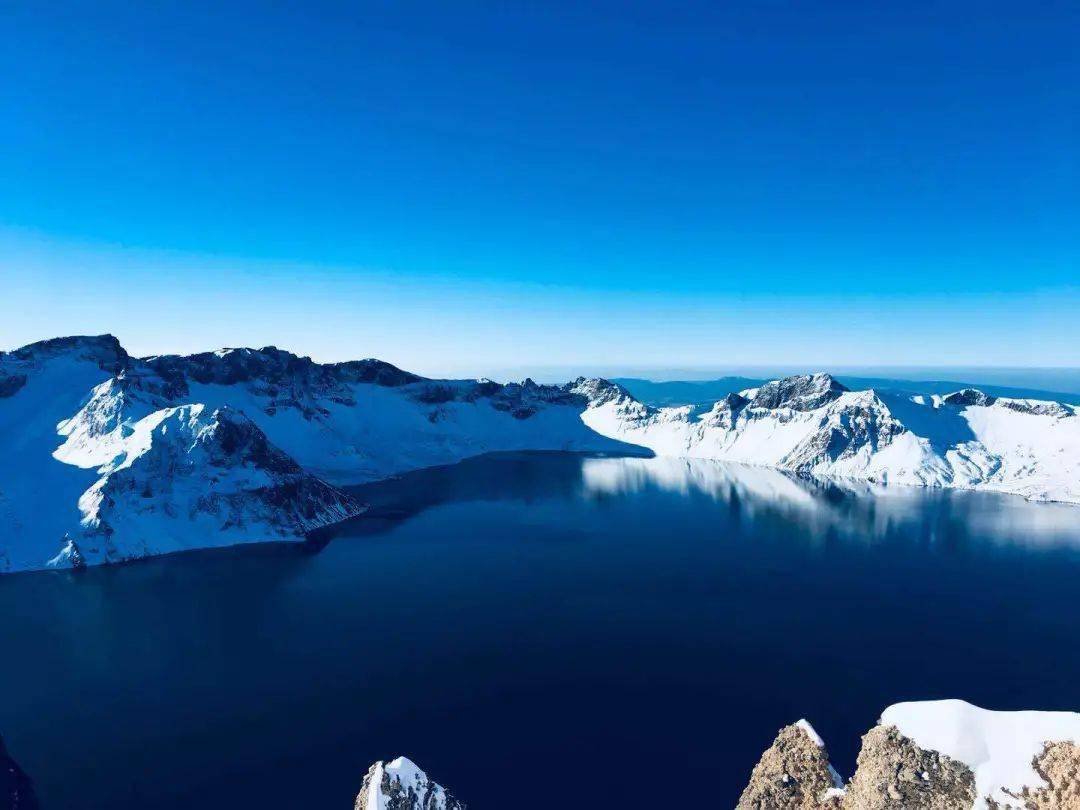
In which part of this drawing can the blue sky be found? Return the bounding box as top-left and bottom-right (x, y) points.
(2, 1), (1078, 376)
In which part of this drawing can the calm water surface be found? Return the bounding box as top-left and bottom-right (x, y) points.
(2, 453), (1080, 808)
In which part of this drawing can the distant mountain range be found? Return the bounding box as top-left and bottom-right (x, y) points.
(614, 376), (1080, 408)
(1, 335), (1077, 573)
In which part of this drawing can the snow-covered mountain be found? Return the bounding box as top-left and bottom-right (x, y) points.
(577, 372), (1080, 504)
(0, 336), (633, 573)
(1, 335), (1077, 573)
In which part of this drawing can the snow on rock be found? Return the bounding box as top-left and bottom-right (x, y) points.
(2, 335), (1078, 573)
(796, 719), (827, 748)
(55, 404), (365, 569)
(881, 699), (1080, 808)
(0, 337), (364, 573)
(736, 719), (845, 809)
(0, 337), (636, 573)
(140, 354), (637, 485)
(739, 700), (1080, 808)
(579, 376), (1080, 505)
(355, 757), (464, 810)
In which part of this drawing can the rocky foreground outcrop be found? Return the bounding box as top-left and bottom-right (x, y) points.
(354, 757), (464, 810)
(738, 700), (1080, 809)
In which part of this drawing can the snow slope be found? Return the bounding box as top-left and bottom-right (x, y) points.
(881, 699), (1080, 808)
(577, 373), (1080, 504)
(0, 338), (364, 572)
(0, 336), (634, 573)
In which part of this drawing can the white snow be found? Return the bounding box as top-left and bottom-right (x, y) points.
(796, 719), (826, 747)
(881, 699), (1080, 808)
(363, 757), (455, 809)
(2, 336), (1078, 574)
(578, 381), (1080, 505)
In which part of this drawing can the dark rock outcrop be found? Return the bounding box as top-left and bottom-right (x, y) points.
(748, 373), (848, 412)
(942, 388), (995, 407)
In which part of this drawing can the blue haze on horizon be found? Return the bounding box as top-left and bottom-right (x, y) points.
(2, 1), (1078, 377)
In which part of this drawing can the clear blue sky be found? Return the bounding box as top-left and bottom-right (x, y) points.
(2, 1), (1078, 376)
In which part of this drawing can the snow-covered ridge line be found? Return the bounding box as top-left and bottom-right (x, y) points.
(738, 699), (1080, 809)
(1, 335), (1078, 573)
(0, 335), (634, 573)
(578, 371), (1080, 505)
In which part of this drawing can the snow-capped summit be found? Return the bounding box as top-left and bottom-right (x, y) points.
(746, 372), (848, 411)
(4, 334), (128, 370)
(355, 757), (464, 810)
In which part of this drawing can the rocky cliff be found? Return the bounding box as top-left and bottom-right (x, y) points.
(737, 700), (1080, 809)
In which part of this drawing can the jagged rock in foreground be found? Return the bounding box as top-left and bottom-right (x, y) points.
(738, 700), (1080, 809)
(0, 735), (38, 810)
(737, 720), (844, 808)
(355, 757), (464, 810)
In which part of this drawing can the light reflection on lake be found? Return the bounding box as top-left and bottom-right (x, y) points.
(580, 456), (1080, 550)
(2, 451), (1078, 810)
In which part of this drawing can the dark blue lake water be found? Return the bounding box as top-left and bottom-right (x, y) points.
(2, 452), (1080, 808)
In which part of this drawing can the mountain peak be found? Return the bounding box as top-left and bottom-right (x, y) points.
(748, 373), (847, 412)
(942, 388), (995, 407)
(355, 756), (464, 810)
(4, 334), (128, 372)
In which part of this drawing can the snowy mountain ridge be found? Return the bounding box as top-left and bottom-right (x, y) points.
(579, 372), (1080, 504)
(1, 335), (1077, 573)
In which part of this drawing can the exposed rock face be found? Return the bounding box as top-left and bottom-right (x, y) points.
(996, 741), (1080, 809)
(748, 373), (848, 412)
(942, 389), (996, 407)
(0, 735), (39, 810)
(355, 757), (464, 810)
(6, 334), (129, 373)
(61, 405), (365, 568)
(842, 725), (976, 809)
(737, 721), (844, 809)
(738, 702), (1080, 809)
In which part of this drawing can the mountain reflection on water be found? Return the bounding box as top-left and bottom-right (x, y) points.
(340, 452), (1080, 553)
(578, 455), (1080, 550)
(4, 451), (1079, 810)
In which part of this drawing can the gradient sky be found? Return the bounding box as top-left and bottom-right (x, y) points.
(2, 1), (1078, 376)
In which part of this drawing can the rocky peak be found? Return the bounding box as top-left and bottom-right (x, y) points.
(942, 388), (996, 407)
(737, 701), (1080, 808)
(737, 720), (844, 809)
(355, 757), (464, 810)
(143, 348), (424, 408)
(749, 373), (848, 412)
(568, 377), (636, 406)
(3, 334), (128, 373)
(995, 398), (1074, 418)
